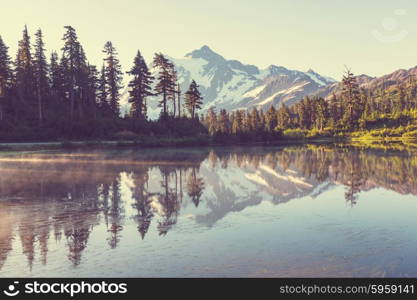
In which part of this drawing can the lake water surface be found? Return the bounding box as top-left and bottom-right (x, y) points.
(0, 145), (416, 277)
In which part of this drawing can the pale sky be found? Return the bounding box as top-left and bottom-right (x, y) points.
(0, 0), (416, 80)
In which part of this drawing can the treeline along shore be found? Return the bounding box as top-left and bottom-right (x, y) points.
(1, 25), (417, 146)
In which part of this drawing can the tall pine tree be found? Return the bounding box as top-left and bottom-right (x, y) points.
(184, 80), (203, 119)
(0, 36), (11, 121)
(61, 26), (80, 120)
(341, 68), (362, 129)
(127, 50), (153, 119)
(97, 64), (108, 110)
(153, 53), (175, 118)
(277, 104), (290, 129)
(265, 106), (277, 132)
(33, 29), (49, 124)
(49, 51), (64, 99)
(15, 25), (35, 102)
(103, 41), (123, 117)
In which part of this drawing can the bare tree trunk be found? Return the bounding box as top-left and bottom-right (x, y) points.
(144, 98), (147, 119)
(163, 90), (167, 117)
(37, 79), (43, 125)
(0, 84), (4, 121)
(70, 74), (75, 123)
(177, 84), (181, 118)
(78, 87), (83, 119)
(172, 91), (176, 117)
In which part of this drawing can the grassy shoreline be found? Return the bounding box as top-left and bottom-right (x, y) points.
(1, 133), (416, 152)
(0, 136), (345, 151)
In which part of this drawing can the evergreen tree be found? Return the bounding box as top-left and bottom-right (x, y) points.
(341, 68), (362, 128)
(242, 110), (251, 133)
(232, 110), (244, 134)
(15, 25), (35, 102)
(229, 111), (235, 133)
(153, 53), (175, 118)
(259, 109), (266, 131)
(103, 41), (123, 117)
(295, 101), (307, 129)
(206, 107), (217, 135)
(265, 105), (277, 132)
(249, 107), (261, 131)
(396, 84), (406, 112)
(61, 26), (78, 120)
(176, 83), (182, 118)
(170, 68), (178, 117)
(184, 80), (203, 118)
(302, 96), (313, 129)
(97, 64), (108, 110)
(313, 97), (328, 130)
(74, 45), (89, 118)
(218, 109), (230, 134)
(0, 36), (12, 93)
(49, 51), (64, 99)
(328, 93), (341, 128)
(277, 104), (291, 129)
(0, 36), (12, 120)
(360, 100), (371, 128)
(33, 29), (49, 124)
(61, 26), (89, 120)
(86, 64), (99, 108)
(127, 50), (153, 119)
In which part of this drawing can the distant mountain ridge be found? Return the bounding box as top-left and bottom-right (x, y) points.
(119, 46), (417, 118)
(315, 66), (417, 100)
(172, 46), (336, 113)
(120, 45), (336, 118)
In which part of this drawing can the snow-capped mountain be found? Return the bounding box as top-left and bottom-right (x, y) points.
(173, 46), (336, 112)
(120, 46), (336, 118)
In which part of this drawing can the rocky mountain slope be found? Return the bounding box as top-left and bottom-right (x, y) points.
(120, 46), (417, 118)
(120, 46), (336, 118)
(315, 65), (417, 100)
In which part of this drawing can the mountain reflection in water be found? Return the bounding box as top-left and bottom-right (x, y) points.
(0, 145), (416, 277)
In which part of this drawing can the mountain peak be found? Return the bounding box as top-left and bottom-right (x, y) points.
(200, 45), (213, 52)
(267, 65), (290, 75)
(124, 46), (338, 118)
(185, 45), (223, 61)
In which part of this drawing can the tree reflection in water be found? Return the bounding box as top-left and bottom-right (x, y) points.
(0, 145), (415, 271)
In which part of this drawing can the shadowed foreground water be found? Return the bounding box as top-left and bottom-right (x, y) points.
(0, 145), (417, 277)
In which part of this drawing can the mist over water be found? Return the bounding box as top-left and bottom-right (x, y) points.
(0, 145), (417, 277)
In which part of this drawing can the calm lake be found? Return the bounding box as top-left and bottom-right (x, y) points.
(0, 145), (416, 277)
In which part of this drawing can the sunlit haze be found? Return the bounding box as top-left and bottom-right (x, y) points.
(1, 0), (416, 79)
